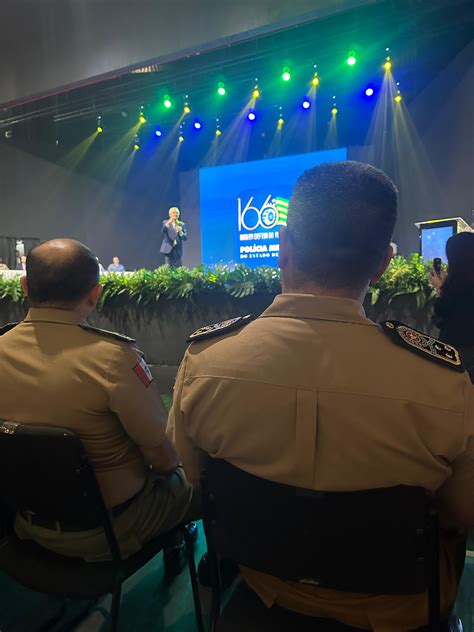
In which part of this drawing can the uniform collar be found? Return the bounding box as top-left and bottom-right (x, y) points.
(260, 293), (377, 327)
(24, 308), (85, 326)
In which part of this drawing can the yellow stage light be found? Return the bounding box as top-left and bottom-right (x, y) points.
(277, 117), (284, 126)
(133, 143), (140, 150)
(383, 60), (392, 71)
(97, 126), (103, 133)
(331, 107), (338, 115)
(139, 114), (146, 124)
(184, 103), (191, 114)
(394, 94), (402, 103)
(312, 74), (320, 87)
(253, 88), (261, 99)
(178, 134), (184, 142)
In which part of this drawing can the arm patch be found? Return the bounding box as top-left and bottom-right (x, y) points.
(380, 320), (464, 372)
(79, 324), (136, 344)
(187, 314), (255, 343)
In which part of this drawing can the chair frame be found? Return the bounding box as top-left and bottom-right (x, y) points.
(201, 459), (442, 632)
(0, 422), (204, 632)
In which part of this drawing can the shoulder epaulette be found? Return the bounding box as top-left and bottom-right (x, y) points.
(187, 314), (255, 343)
(380, 320), (464, 372)
(79, 324), (136, 344)
(0, 322), (19, 336)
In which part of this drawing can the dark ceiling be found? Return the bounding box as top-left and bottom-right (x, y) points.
(1, 0), (471, 176)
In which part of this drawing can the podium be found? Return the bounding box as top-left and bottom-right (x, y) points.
(415, 217), (472, 262)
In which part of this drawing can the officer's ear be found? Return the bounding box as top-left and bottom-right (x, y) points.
(20, 275), (29, 296)
(88, 283), (103, 307)
(278, 226), (290, 270)
(371, 244), (393, 284)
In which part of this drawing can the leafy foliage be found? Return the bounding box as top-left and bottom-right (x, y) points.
(0, 256), (435, 308)
(368, 254), (435, 309)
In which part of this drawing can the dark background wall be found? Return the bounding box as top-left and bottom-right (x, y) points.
(0, 0), (369, 107)
(0, 142), (178, 269)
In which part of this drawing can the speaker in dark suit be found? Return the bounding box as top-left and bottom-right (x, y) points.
(160, 207), (187, 267)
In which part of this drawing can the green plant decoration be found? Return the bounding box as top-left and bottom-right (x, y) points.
(0, 255), (436, 309)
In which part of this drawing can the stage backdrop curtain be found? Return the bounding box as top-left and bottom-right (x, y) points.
(22, 238), (40, 256)
(0, 237), (16, 269)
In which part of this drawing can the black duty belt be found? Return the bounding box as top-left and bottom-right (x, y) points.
(18, 489), (141, 532)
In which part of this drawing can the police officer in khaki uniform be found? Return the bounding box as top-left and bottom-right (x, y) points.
(167, 162), (474, 632)
(0, 239), (198, 568)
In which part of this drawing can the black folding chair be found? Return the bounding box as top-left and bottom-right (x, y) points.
(202, 458), (443, 632)
(0, 421), (204, 632)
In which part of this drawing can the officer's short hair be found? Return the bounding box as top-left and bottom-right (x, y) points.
(287, 161), (398, 288)
(27, 239), (100, 306)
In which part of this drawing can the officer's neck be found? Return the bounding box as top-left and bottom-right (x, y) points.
(281, 273), (368, 303)
(30, 299), (95, 321)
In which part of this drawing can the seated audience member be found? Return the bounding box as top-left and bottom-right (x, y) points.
(0, 239), (198, 573)
(430, 231), (474, 381)
(0, 257), (9, 270)
(17, 255), (27, 271)
(167, 162), (474, 632)
(108, 256), (125, 272)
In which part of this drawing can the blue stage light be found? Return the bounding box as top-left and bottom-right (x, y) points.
(155, 128), (162, 137)
(365, 85), (375, 97)
(247, 111), (256, 121)
(193, 119), (202, 130)
(302, 98), (311, 110)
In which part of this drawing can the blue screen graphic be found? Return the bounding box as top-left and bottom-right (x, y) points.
(199, 148), (347, 267)
(421, 226), (454, 263)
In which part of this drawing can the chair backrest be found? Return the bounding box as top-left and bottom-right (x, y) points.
(0, 421), (120, 558)
(202, 458), (438, 595)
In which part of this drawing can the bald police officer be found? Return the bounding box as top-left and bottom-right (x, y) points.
(167, 162), (474, 631)
(0, 239), (198, 569)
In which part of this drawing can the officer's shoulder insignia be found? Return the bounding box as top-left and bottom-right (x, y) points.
(79, 324), (136, 344)
(187, 314), (255, 343)
(0, 322), (19, 336)
(380, 320), (464, 372)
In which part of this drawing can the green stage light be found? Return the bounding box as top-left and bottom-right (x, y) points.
(281, 67), (291, 81)
(346, 52), (357, 66)
(164, 95), (172, 109)
(217, 82), (226, 96)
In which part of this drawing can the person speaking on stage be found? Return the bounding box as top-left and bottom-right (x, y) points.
(160, 207), (187, 267)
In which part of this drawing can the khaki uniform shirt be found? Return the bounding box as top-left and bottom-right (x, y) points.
(167, 293), (474, 632)
(0, 308), (168, 508)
